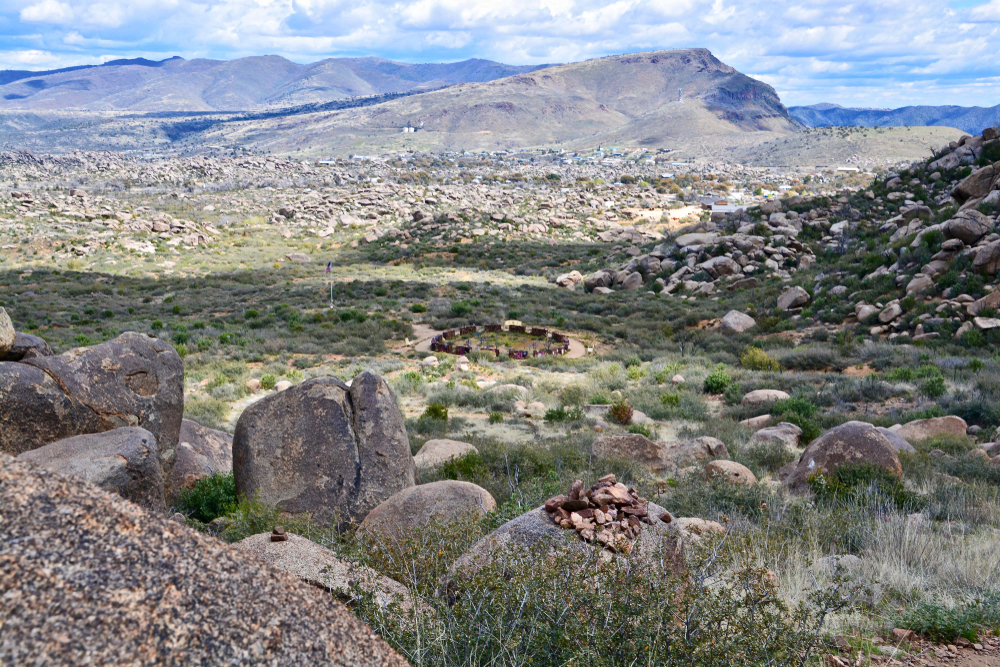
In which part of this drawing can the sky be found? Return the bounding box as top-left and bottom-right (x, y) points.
(1, 0), (999, 107)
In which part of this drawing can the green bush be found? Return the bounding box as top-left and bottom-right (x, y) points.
(607, 400), (634, 425)
(626, 365), (647, 380)
(423, 403), (449, 421)
(808, 463), (922, 511)
(704, 365), (733, 394)
(661, 392), (681, 407)
(740, 347), (781, 372)
(488, 411), (504, 424)
(627, 423), (653, 438)
(260, 374), (276, 390)
(175, 472), (237, 523)
(410, 303), (427, 313)
(922, 376), (946, 399)
(625, 354), (642, 368)
(899, 596), (1000, 643)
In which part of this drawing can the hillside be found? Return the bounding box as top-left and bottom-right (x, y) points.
(198, 48), (802, 154)
(789, 103), (1000, 135)
(0, 56), (549, 112)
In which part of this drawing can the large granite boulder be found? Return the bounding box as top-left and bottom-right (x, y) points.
(168, 419), (233, 501)
(973, 241), (1000, 275)
(720, 310), (756, 334)
(450, 500), (685, 578)
(591, 434), (728, 474)
(1, 332), (54, 361)
(894, 416), (968, 443)
(750, 422), (802, 450)
(953, 163), (998, 203)
(0, 453), (408, 667)
(361, 480), (496, 540)
(0, 332), (184, 491)
(234, 532), (416, 612)
(945, 210), (992, 245)
(779, 421), (902, 493)
(17, 427), (165, 511)
(0, 307), (13, 357)
(704, 460), (756, 485)
(777, 286), (810, 310)
(233, 372), (416, 525)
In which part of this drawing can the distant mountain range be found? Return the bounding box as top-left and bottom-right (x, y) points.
(0, 56), (552, 112)
(789, 103), (1000, 135)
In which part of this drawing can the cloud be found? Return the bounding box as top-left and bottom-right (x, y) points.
(19, 0), (74, 24)
(0, 0), (997, 106)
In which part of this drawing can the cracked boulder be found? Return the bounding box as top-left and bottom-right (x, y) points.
(17, 427), (165, 512)
(233, 371), (416, 525)
(0, 332), (184, 493)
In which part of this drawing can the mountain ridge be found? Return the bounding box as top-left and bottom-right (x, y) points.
(789, 103), (1000, 135)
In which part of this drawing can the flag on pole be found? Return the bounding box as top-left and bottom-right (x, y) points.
(325, 261), (332, 274)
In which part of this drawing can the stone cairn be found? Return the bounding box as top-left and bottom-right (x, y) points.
(543, 474), (666, 554)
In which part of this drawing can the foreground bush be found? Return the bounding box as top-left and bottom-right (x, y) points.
(175, 472), (237, 523)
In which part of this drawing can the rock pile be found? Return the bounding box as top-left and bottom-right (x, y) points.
(543, 474), (663, 554)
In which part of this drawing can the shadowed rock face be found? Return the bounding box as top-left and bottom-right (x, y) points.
(0, 332), (54, 361)
(18, 427), (165, 512)
(0, 332), (184, 494)
(233, 371), (416, 525)
(168, 418), (233, 502)
(0, 453), (409, 667)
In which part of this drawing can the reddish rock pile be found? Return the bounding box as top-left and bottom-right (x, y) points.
(543, 474), (665, 554)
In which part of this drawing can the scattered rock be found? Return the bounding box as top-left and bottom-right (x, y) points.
(233, 372), (417, 524)
(740, 414), (773, 431)
(0, 453), (407, 667)
(421, 355), (439, 368)
(413, 438), (478, 471)
(777, 286), (810, 310)
(704, 460), (756, 485)
(17, 427), (166, 512)
(750, 422), (802, 450)
(720, 310), (756, 334)
(591, 434), (728, 473)
(284, 252), (311, 262)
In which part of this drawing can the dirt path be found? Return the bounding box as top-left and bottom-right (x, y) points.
(411, 324), (586, 359)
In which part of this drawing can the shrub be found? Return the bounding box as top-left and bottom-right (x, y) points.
(626, 365), (647, 381)
(260, 374), (277, 390)
(661, 392), (681, 407)
(150, 319), (163, 330)
(739, 440), (797, 474)
(898, 596), (1000, 643)
(625, 354), (642, 368)
(704, 364), (732, 394)
(410, 303), (427, 313)
(175, 472), (237, 523)
(559, 384), (588, 407)
(627, 423), (653, 438)
(488, 411), (504, 424)
(740, 347), (781, 372)
(590, 393), (609, 404)
(175, 344), (189, 358)
(608, 400), (634, 425)
(808, 463), (922, 511)
(423, 403), (449, 421)
(184, 396), (229, 429)
(922, 376), (947, 399)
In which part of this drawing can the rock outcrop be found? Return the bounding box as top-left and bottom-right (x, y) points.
(0, 332), (184, 494)
(0, 453), (409, 667)
(412, 438), (478, 472)
(17, 427), (166, 511)
(233, 372), (416, 525)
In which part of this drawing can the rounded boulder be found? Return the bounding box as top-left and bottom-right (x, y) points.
(780, 421), (902, 494)
(361, 480), (496, 540)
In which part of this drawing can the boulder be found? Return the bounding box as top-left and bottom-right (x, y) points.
(855, 304), (880, 322)
(621, 272), (643, 290)
(750, 422), (802, 450)
(0, 307), (13, 356)
(876, 427), (916, 453)
(0, 332), (184, 493)
(233, 372), (417, 525)
(361, 480), (496, 539)
(699, 256), (740, 278)
(953, 163), (998, 203)
(705, 460), (756, 485)
(720, 310), (756, 334)
(413, 438), (478, 471)
(945, 210), (992, 245)
(421, 355), (439, 368)
(234, 532), (415, 611)
(168, 419), (233, 500)
(450, 500), (685, 578)
(780, 421), (902, 493)
(0, 331), (54, 361)
(0, 454), (407, 667)
(556, 270), (584, 289)
(973, 241), (1000, 275)
(675, 232), (717, 247)
(739, 414), (773, 431)
(741, 389), (790, 406)
(584, 270), (613, 291)
(905, 275), (934, 295)
(895, 416), (968, 443)
(879, 303), (903, 323)
(284, 252), (311, 262)
(591, 434), (728, 473)
(17, 427), (165, 512)
(777, 286), (810, 310)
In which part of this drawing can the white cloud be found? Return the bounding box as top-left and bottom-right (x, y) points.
(0, 0), (998, 106)
(19, 0), (74, 24)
